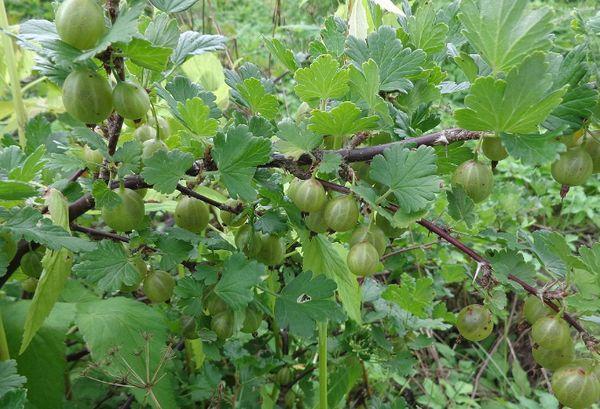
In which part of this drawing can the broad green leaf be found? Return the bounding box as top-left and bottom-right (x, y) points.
(318, 152), (342, 174)
(309, 101), (379, 137)
(434, 143), (474, 174)
(73, 241), (142, 293)
(0, 181), (38, 201)
(294, 54), (349, 103)
(3, 206), (94, 253)
(275, 118), (322, 159)
(144, 13), (180, 48)
(0, 146), (23, 174)
(580, 243), (600, 279)
(543, 86), (598, 133)
(274, 271), (344, 338)
(0, 360), (26, 398)
(118, 38), (172, 71)
(178, 97), (219, 137)
(171, 31), (227, 65)
(2, 301), (73, 409)
(149, 0), (198, 13)
(91, 180), (121, 210)
(0, 389), (26, 409)
(214, 253), (266, 310)
(346, 26), (426, 93)
(320, 17), (347, 57)
(348, 60), (393, 125)
(180, 54), (229, 110)
(404, 3), (448, 54)
(24, 116), (51, 155)
(174, 276), (204, 316)
(113, 140), (143, 178)
(20, 190), (73, 354)
(530, 231), (574, 278)
(76, 3), (145, 60)
(157, 235), (194, 270)
(302, 234), (362, 323)
(455, 53), (567, 134)
(75, 297), (176, 408)
(328, 356), (362, 408)
(500, 131), (565, 166)
(383, 273), (435, 318)
(8, 145), (46, 182)
(263, 37), (298, 71)
(489, 250), (537, 288)
(459, 0), (553, 73)
(254, 210), (288, 236)
(71, 127), (108, 156)
(369, 145), (440, 213)
(212, 125), (272, 201)
(141, 149), (194, 194)
(447, 186), (475, 228)
(236, 78), (278, 119)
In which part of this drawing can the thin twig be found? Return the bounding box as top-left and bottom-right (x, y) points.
(381, 241), (440, 261)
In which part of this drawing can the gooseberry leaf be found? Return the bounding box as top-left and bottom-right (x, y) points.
(434, 143), (475, 174)
(382, 274), (435, 318)
(91, 180), (121, 210)
(403, 3), (449, 54)
(144, 13), (180, 48)
(348, 60), (393, 125)
(499, 130), (565, 166)
(579, 243), (600, 278)
(275, 118), (322, 159)
(214, 253), (266, 310)
(141, 149), (194, 194)
(212, 125), (272, 201)
(263, 37), (298, 71)
(178, 97), (219, 137)
(236, 78), (279, 119)
(174, 276), (204, 316)
(117, 38), (172, 71)
(369, 145), (441, 213)
(294, 54), (349, 103)
(455, 53), (567, 134)
(489, 250), (536, 287)
(149, 0), (199, 13)
(302, 234), (361, 323)
(254, 210), (288, 236)
(543, 86), (598, 133)
(346, 26), (426, 93)
(73, 240), (141, 293)
(0, 360), (26, 398)
(318, 152), (342, 175)
(113, 140), (142, 178)
(530, 231), (575, 278)
(76, 3), (145, 61)
(0, 181), (38, 201)
(459, 0), (553, 73)
(171, 32), (228, 65)
(320, 17), (347, 57)
(309, 102), (379, 137)
(157, 235), (194, 270)
(2, 207), (94, 252)
(274, 271), (344, 338)
(446, 186), (475, 228)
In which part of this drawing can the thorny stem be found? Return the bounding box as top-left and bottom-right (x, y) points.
(1, 126), (596, 350)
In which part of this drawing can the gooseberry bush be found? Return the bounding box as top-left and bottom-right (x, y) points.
(0, 0), (599, 408)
